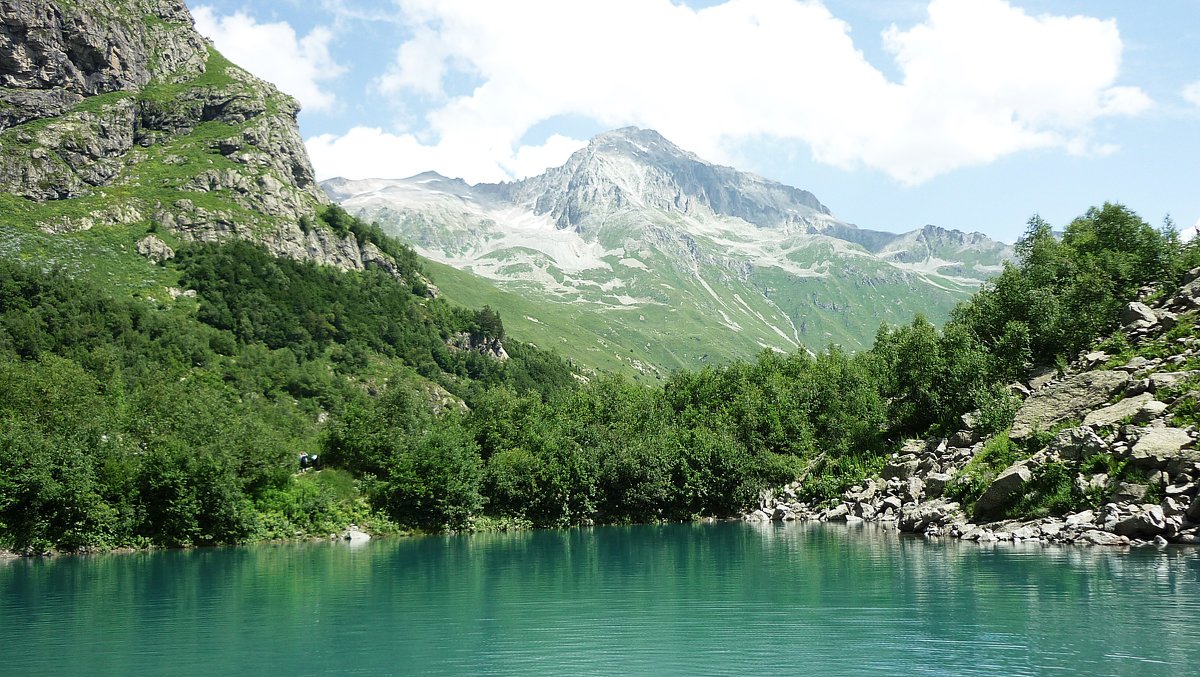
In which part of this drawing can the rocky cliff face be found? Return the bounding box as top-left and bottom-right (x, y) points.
(752, 275), (1200, 547)
(0, 0), (205, 125)
(0, 0), (398, 276)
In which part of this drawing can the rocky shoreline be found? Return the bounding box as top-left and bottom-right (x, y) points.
(747, 274), (1200, 548)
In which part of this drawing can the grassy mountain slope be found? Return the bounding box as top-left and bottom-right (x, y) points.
(327, 129), (1012, 376)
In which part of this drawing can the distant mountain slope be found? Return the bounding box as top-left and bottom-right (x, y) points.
(324, 128), (1012, 377)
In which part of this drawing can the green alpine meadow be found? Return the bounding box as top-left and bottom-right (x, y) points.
(4, 1), (1200, 674)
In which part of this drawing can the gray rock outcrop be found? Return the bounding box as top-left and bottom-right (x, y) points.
(2, 0), (406, 277)
(1010, 370), (1130, 439)
(1128, 428), (1194, 469)
(135, 234), (173, 262)
(974, 464), (1033, 516)
(1082, 393), (1165, 427)
(1121, 301), (1157, 328)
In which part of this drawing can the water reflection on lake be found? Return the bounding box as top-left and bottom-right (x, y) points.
(3, 522), (1199, 675)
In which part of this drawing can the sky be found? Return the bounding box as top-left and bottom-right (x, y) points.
(188, 0), (1200, 243)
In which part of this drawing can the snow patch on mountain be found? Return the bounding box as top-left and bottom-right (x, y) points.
(321, 127), (1013, 359)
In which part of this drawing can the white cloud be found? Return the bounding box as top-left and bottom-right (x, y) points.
(193, 7), (345, 113)
(306, 127), (584, 182)
(307, 0), (1150, 184)
(1183, 81), (1200, 108)
(375, 27), (449, 97)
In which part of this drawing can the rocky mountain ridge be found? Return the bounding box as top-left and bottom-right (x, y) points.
(485, 127), (832, 233)
(325, 128), (1012, 375)
(0, 0), (404, 278)
(751, 274), (1200, 547)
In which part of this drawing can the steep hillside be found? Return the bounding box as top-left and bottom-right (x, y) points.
(1, 0), (411, 297)
(326, 128), (1012, 376)
(0, 0), (578, 553)
(755, 275), (1200, 547)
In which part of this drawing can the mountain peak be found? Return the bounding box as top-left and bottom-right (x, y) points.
(588, 126), (685, 154)
(499, 127), (831, 231)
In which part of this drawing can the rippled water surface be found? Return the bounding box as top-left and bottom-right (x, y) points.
(4, 522), (1200, 675)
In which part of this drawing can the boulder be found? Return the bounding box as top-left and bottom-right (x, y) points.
(882, 456), (920, 481)
(1076, 473), (1109, 494)
(824, 503), (850, 522)
(1162, 496), (1187, 517)
(907, 477), (925, 503)
(1121, 356), (1152, 373)
(1079, 530), (1129, 546)
(1112, 505), (1168, 539)
(1010, 524), (1038, 540)
(1176, 526), (1200, 544)
(1082, 393), (1164, 427)
(343, 526), (371, 543)
(924, 472), (953, 499)
(1010, 371), (1131, 440)
(974, 464), (1034, 515)
(1165, 482), (1197, 499)
(1111, 483), (1149, 502)
(745, 509), (770, 522)
(1120, 301), (1158, 328)
(1150, 372), (1193, 392)
(135, 234), (175, 262)
(1039, 521), (1064, 538)
(1128, 428), (1194, 469)
(1065, 510), (1097, 527)
(1047, 426), (1106, 461)
(949, 430), (978, 448)
(1188, 496), (1200, 523)
(898, 499), (963, 533)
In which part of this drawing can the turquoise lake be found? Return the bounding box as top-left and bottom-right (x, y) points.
(3, 522), (1199, 675)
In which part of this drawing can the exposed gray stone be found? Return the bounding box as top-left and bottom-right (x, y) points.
(1047, 426), (1106, 461)
(1150, 372), (1194, 392)
(1065, 510), (1097, 527)
(1083, 393), (1164, 427)
(975, 464), (1034, 515)
(924, 472), (952, 499)
(907, 477), (925, 503)
(898, 499), (963, 533)
(1079, 530), (1128, 546)
(1010, 371), (1131, 440)
(135, 234), (174, 262)
(949, 430), (978, 448)
(1113, 505), (1167, 539)
(1027, 367), (1057, 391)
(1128, 428), (1194, 469)
(882, 456), (920, 481)
(1111, 483), (1149, 502)
(1121, 301), (1158, 328)
(1188, 496), (1200, 523)
(1039, 521), (1064, 538)
(1076, 473), (1109, 494)
(824, 503), (850, 522)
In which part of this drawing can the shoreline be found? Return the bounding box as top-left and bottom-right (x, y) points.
(4, 510), (1188, 562)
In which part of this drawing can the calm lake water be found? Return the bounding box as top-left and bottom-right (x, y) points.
(3, 522), (1199, 676)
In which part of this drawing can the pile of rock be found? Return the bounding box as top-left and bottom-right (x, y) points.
(748, 273), (1200, 548)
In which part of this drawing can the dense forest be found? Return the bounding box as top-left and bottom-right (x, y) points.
(1, 203), (1194, 552)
